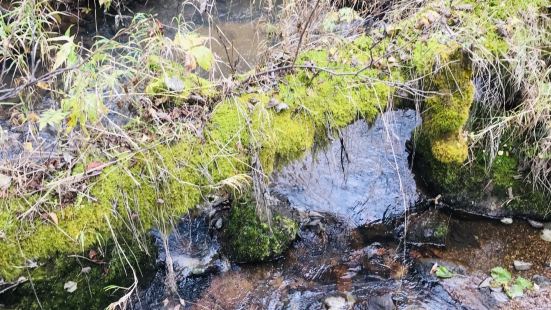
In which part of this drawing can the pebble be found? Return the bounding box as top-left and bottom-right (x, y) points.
(478, 277), (492, 288)
(528, 219), (544, 229)
(368, 294), (394, 310)
(215, 218), (223, 229)
(532, 275), (551, 288)
(500, 217), (513, 225)
(540, 229), (551, 242)
(513, 260), (533, 271)
(491, 291), (509, 304)
(324, 296), (348, 310)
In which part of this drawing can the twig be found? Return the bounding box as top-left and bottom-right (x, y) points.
(292, 0), (321, 65)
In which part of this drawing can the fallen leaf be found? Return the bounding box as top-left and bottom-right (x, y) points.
(23, 142), (33, 152)
(85, 161), (103, 173)
(0, 174), (12, 191)
(47, 212), (59, 225)
(88, 249), (97, 260)
(64, 281), (77, 293)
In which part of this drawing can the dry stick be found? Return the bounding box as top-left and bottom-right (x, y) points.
(292, 0), (321, 65)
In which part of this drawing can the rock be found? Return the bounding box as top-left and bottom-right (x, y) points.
(500, 217), (513, 225)
(540, 229), (551, 242)
(513, 260), (533, 271)
(215, 218), (223, 229)
(528, 219), (544, 229)
(479, 277), (493, 288)
(532, 275), (551, 288)
(324, 296), (348, 310)
(491, 291), (509, 304)
(368, 294), (395, 310)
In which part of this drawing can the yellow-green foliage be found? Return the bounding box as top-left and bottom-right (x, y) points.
(2, 0), (549, 284)
(0, 33), (393, 281)
(145, 55), (216, 103)
(416, 42), (475, 164)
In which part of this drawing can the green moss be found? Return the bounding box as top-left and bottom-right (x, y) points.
(414, 42), (475, 165)
(224, 198), (298, 262)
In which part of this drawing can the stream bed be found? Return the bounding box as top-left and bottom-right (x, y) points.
(131, 109), (551, 309)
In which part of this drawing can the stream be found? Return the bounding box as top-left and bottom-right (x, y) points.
(131, 108), (551, 309)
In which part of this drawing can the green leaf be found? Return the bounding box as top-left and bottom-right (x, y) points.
(491, 267), (512, 285)
(505, 278), (532, 299)
(190, 46), (214, 71)
(39, 109), (68, 130)
(435, 266), (454, 278)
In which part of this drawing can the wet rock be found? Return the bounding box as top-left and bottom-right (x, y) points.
(540, 229), (551, 242)
(532, 275), (551, 288)
(214, 218), (223, 229)
(528, 219), (544, 229)
(479, 277), (492, 288)
(405, 210), (449, 246)
(324, 296), (349, 310)
(513, 260), (533, 271)
(367, 293), (394, 310)
(491, 291), (509, 304)
(500, 217), (513, 225)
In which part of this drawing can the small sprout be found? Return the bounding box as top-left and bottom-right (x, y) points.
(435, 266), (454, 279)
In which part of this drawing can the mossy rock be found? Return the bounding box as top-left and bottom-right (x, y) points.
(414, 140), (551, 219)
(224, 199), (298, 263)
(1, 238), (156, 309)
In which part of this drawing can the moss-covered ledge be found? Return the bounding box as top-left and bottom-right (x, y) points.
(2, 0), (551, 305)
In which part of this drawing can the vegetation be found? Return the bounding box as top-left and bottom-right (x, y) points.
(0, 0), (550, 307)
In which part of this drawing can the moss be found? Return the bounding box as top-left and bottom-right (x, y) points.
(2, 238), (156, 309)
(3, 0), (551, 303)
(414, 42), (475, 165)
(224, 198), (298, 262)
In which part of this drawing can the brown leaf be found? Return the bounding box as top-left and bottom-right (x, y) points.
(47, 212), (59, 225)
(85, 161), (103, 173)
(88, 249), (97, 260)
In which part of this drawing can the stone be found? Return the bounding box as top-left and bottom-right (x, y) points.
(500, 218), (513, 225)
(491, 291), (509, 304)
(368, 294), (395, 310)
(532, 275), (551, 288)
(324, 296), (348, 310)
(479, 277), (493, 288)
(513, 260), (533, 271)
(528, 219), (544, 229)
(540, 229), (551, 242)
(215, 218), (223, 229)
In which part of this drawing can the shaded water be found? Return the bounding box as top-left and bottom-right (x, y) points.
(135, 109), (551, 309)
(272, 109), (420, 227)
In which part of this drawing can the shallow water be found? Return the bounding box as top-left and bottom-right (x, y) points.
(272, 109), (420, 227)
(134, 109), (551, 309)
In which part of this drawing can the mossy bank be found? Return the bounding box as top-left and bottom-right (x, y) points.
(2, 0), (551, 307)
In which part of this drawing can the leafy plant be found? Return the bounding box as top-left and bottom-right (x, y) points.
(435, 266), (454, 278)
(490, 266), (533, 299)
(490, 266), (512, 285)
